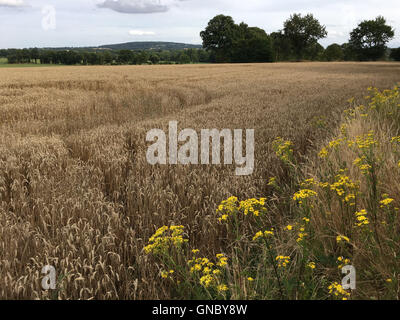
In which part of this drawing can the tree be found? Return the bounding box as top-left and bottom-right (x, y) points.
(271, 31), (293, 61)
(200, 14), (237, 62)
(149, 53), (160, 64)
(160, 50), (171, 62)
(30, 48), (40, 64)
(136, 51), (149, 65)
(117, 50), (133, 64)
(304, 42), (324, 61)
(7, 54), (18, 64)
(21, 49), (31, 63)
(390, 48), (400, 61)
(198, 49), (211, 63)
(349, 16), (394, 61)
(187, 49), (199, 63)
(201, 15), (273, 63)
(232, 26), (273, 62)
(88, 52), (99, 65)
(103, 51), (113, 64)
(39, 50), (49, 64)
(179, 52), (191, 64)
(341, 43), (356, 61)
(283, 13), (327, 60)
(324, 43), (343, 61)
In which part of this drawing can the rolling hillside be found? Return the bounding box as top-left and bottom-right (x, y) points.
(44, 41), (202, 52)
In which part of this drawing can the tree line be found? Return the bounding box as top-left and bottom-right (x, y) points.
(1, 13), (399, 65)
(200, 14), (399, 63)
(0, 48), (212, 65)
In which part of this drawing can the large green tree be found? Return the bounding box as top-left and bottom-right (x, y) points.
(341, 43), (357, 61)
(200, 15), (273, 63)
(200, 14), (237, 62)
(270, 31), (293, 61)
(304, 42), (325, 61)
(390, 48), (400, 61)
(283, 13), (327, 60)
(324, 43), (344, 61)
(232, 25), (273, 62)
(349, 16), (394, 61)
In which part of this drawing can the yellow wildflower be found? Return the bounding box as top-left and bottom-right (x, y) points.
(328, 282), (351, 299)
(268, 177), (277, 186)
(307, 262), (316, 269)
(380, 197), (394, 207)
(217, 284), (228, 292)
(252, 231), (263, 241)
(319, 147), (328, 158)
(336, 235), (350, 243)
(276, 255), (291, 268)
(355, 209), (369, 227)
(293, 189), (317, 202)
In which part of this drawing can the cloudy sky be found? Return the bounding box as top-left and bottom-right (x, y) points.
(0, 0), (399, 49)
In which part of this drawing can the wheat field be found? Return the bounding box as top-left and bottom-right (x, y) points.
(0, 62), (399, 299)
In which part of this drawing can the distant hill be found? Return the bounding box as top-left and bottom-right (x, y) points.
(44, 41), (202, 52)
(98, 41), (202, 51)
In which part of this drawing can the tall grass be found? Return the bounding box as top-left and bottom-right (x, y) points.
(0, 62), (399, 299)
(146, 85), (400, 300)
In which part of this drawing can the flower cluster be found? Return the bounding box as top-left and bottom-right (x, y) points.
(337, 256), (351, 269)
(284, 221), (309, 243)
(319, 138), (345, 158)
(239, 198), (267, 216)
(293, 189), (317, 204)
(328, 282), (351, 300)
(272, 137), (294, 163)
(380, 194), (395, 208)
(188, 251), (229, 292)
(329, 173), (359, 198)
(355, 209), (369, 228)
(216, 196), (267, 222)
(391, 136), (400, 144)
(216, 196), (238, 222)
(319, 147), (329, 158)
(296, 225), (308, 243)
(336, 235), (350, 244)
(252, 229), (274, 241)
(144, 225), (188, 255)
(353, 156), (372, 175)
(276, 255), (291, 268)
(161, 270), (175, 279)
(300, 178), (317, 188)
(367, 86), (399, 111)
(353, 131), (378, 150)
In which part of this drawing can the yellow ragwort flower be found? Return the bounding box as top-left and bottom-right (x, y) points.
(336, 235), (350, 243)
(307, 262), (316, 269)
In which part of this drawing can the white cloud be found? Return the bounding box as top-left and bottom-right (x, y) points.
(97, 0), (187, 14)
(0, 0), (26, 7)
(129, 29), (156, 35)
(327, 30), (345, 39)
(98, 0), (168, 14)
